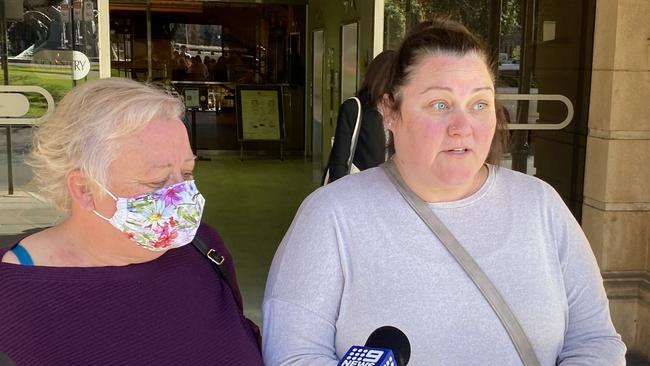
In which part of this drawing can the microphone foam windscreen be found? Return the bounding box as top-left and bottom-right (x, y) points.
(365, 326), (411, 366)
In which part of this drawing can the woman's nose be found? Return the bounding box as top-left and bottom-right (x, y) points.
(168, 172), (185, 186)
(447, 112), (472, 136)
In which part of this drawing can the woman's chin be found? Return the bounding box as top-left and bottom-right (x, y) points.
(430, 167), (484, 190)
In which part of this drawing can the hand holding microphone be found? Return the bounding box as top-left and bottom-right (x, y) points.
(337, 326), (410, 366)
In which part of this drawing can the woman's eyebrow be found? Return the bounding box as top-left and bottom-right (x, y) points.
(419, 85), (452, 95)
(419, 85), (494, 95)
(472, 86), (495, 93)
(144, 156), (197, 175)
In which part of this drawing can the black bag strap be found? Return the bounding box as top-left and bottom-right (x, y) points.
(191, 236), (238, 307)
(191, 236), (262, 348)
(382, 160), (540, 366)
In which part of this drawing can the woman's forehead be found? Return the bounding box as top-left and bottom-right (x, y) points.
(402, 53), (493, 89)
(112, 118), (193, 169)
(413, 52), (489, 74)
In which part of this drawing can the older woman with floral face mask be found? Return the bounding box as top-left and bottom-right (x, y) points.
(262, 19), (626, 366)
(0, 78), (263, 365)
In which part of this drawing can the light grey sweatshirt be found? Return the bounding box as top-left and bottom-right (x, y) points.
(263, 165), (626, 366)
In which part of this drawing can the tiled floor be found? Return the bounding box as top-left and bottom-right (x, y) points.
(630, 353), (650, 366)
(0, 190), (64, 236)
(190, 153), (322, 324)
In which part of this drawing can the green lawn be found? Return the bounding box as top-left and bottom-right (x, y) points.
(5, 64), (99, 118)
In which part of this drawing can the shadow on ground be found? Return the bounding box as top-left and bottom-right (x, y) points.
(0, 227), (46, 249)
(628, 352), (650, 365)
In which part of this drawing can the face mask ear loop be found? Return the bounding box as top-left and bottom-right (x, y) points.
(98, 184), (118, 201)
(92, 210), (112, 222)
(92, 182), (119, 222)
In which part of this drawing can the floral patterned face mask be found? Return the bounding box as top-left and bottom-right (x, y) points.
(93, 180), (205, 251)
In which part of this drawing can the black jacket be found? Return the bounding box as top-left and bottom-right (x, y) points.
(326, 97), (385, 182)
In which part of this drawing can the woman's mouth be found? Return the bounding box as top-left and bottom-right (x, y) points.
(447, 147), (469, 154)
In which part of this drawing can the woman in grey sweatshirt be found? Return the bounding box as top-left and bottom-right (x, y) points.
(263, 18), (626, 366)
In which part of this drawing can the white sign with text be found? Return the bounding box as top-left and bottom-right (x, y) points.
(72, 51), (91, 80)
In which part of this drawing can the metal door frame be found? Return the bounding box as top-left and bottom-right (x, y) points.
(339, 21), (358, 104)
(311, 28), (325, 162)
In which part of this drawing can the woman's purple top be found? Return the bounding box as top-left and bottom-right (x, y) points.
(0, 224), (263, 365)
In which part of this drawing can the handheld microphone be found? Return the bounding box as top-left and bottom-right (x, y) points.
(337, 346), (396, 366)
(337, 326), (411, 366)
(365, 326), (411, 366)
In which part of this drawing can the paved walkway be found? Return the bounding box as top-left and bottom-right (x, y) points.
(0, 190), (62, 242)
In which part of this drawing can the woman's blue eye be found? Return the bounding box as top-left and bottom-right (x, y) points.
(474, 102), (488, 111)
(432, 101), (448, 110)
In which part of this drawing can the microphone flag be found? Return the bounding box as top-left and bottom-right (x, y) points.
(337, 346), (396, 366)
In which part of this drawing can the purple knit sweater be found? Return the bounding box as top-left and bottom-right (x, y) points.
(0, 225), (263, 365)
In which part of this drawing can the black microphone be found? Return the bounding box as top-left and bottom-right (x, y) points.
(364, 326), (411, 366)
(337, 326), (411, 366)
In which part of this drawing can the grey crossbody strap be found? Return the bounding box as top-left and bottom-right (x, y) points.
(382, 160), (540, 366)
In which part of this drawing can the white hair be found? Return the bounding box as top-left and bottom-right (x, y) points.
(29, 77), (185, 210)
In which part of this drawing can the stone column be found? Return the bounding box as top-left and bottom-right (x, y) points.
(583, 0), (650, 357)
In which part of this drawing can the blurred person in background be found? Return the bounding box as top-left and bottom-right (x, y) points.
(325, 50), (396, 183)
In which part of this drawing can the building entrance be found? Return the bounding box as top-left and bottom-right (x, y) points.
(109, 0), (307, 154)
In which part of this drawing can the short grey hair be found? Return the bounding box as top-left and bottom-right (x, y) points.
(29, 77), (185, 210)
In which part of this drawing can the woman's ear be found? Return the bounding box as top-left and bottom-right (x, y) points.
(380, 93), (396, 131)
(66, 169), (96, 211)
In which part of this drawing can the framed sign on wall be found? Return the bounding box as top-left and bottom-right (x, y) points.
(184, 88), (201, 108)
(235, 85), (285, 159)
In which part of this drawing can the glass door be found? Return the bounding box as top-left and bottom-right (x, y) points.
(496, 0), (595, 217)
(312, 29), (324, 162)
(340, 22), (358, 103)
(1, 0), (100, 238)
